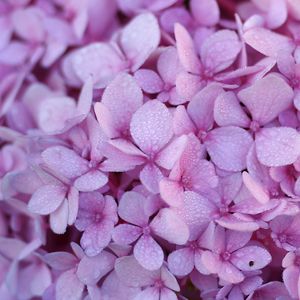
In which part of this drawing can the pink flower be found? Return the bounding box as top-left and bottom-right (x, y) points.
(75, 191), (118, 256)
(112, 191), (189, 270)
(115, 255), (180, 300)
(201, 225), (271, 284)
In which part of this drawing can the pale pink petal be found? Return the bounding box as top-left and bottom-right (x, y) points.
(160, 289), (178, 300)
(226, 230), (252, 252)
(243, 27), (295, 57)
(242, 172), (270, 204)
(287, 0), (300, 20)
(43, 252), (77, 271)
(28, 185), (66, 215)
(0, 42), (29, 66)
(101, 73), (143, 137)
(231, 246), (272, 271)
(150, 208), (189, 245)
(50, 199), (69, 234)
(237, 74), (294, 125)
(201, 251), (222, 274)
(173, 106), (196, 135)
(71, 43), (124, 88)
(174, 23), (201, 74)
(12, 8), (44, 42)
(134, 235), (164, 270)
(121, 13), (160, 71)
(134, 69), (163, 94)
(255, 127), (300, 167)
(115, 255), (157, 287)
(81, 221), (114, 256)
(130, 100), (173, 154)
(201, 30), (241, 73)
(55, 269), (84, 300)
(266, 0), (287, 29)
(74, 170), (108, 192)
(214, 91), (250, 128)
(140, 163), (164, 194)
(67, 186), (79, 225)
(0, 17), (12, 50)
(167, 248), (194, 276)
(176, 71), (202, 101)
(94, 102), (118, 138)
(118, 191), (148, 226)
(159, 179), (184, 207)
(190, 0), (220, 26)
(76, 76), (93, 116)
(216, 214), (259, 232)
(76, 251), (115, 285)
(156, 135), (188, 170)
(112, 224), (142, 245)
(42, 146), (89, 179)
(219, 262), (244, 284)
(161, 267), (180, 291)
(157, 47), (180, 84)
(283, 266), (299, 299)
(240, 276), (263, 295)
(173, 191), (216, 240)
(205, 126), (253, 172)
(188, 84), (224, 131)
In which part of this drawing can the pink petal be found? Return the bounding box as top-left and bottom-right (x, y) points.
(174, 23), (201, 74)
(134, 69), (163, 94)
(159, 179), (184, 207)
(231, 246), (272, 271)
(81, 221), (114, 256)
(71, 43), (123, 88)
(205, 126), (253, 172)
(156, 135), (188, 170)
(134, 288), (159, 300)
(76, 251), (115, 285)
(283, 266), (299, 299)
(157, 47), (180, 84)
(161, 267), (180, 291)
(160, 289), (178, 300)
(42, 146), (89, 179)
(120, 13), (160, 71)
(131, 100), (173, 154)
(74, 170), (108, 192)
(101, 73), (143, 137)
(243, 27), (295, 57)
(76, 76), (93, 116)
(214, 91), (250, 128)
(28, 185), (66, 215)
(216, 214), (259, 232)
(12, 8), (44, 42)
(237, 74), (294, 125)
(140, 163), (164, 194)
(219, 262), (245, 284)
(49, 199), (69, 234)
(134, 235), (164, 270)
(67, 186), (79, 226)
(201, 251), (222, 274)
(55, 269), (84, 300)
(201, 30), (241, 73)
(173, 106), (196, 135)
(115, 255), (157, 287)
(188, 84), (224, 131)
(173, 191), (216, 240)
(266, 0), (287, 29)
(242, 171), (270, 204)
(256, 127), (300, 167)
(43, 252), (77, 271)
(112, 224), (142, 245)
(190, 0), (220, 26)
(167, 248), (194, 276)
(287, 0), (300, 20)
(176, 71), (202, 101)
(150, 208), (189, 245)
(118, 191), (149, 226)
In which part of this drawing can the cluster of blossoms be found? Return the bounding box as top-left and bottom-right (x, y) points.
(2, 0), (300, 299)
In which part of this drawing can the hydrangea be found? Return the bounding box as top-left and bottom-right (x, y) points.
(1, 0), (300, 299)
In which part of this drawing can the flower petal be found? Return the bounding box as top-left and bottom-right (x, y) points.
(190, 0), (220, 26)
(134, 235), (164, 271)
(112, 224), (142, 245)
(205, 126), (253, 172)
(256, 127), (300, 167)
(134, 69), (163, 94)
(28, 185), (66, 215)
(167, 248), (194, 276)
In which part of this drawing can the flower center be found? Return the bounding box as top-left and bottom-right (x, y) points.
(142, 226), (151, 236)
(222, 251), (231, 261)
(250, 120), (260, 133)
(197, 130), (208, 143)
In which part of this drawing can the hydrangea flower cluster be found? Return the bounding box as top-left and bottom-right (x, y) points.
(2, 0), (300, 299)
